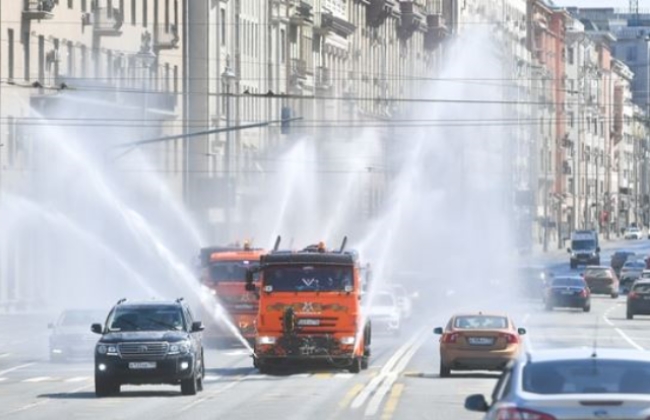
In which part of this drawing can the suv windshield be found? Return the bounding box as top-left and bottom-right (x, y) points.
(208, 261), (259, 283)
(523, 359), (650, 394)
(107, 306), (185, 332)
(572, 240), (595, 251)
(264, 265), (353, 292)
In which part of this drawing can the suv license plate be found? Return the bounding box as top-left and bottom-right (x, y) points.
(129, 362), (156, 370)
(468, 337), (494, 346)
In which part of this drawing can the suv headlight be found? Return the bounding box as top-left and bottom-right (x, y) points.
(168, 340), (191, 355)
(97, 344), (118, 355)
(256, 336), (276, 345)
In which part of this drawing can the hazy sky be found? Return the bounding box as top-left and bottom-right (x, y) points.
(554, 0), (650, 9)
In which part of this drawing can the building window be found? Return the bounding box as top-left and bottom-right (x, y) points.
(567, 47), (574, 64)
(627, 46), (637, 61)
(143, 0), (148, 27)
(221, 8), (226, 46)
(280, 28), (286, 62)
(82, 0), (87, 12)
(131, 0), (137, 25)
(7, 29), (14, 81)
(68, 0), (73, 8)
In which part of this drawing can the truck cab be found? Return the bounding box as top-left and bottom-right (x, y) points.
(198, 243), (265, 342)
(247, 239), (370, 374)
(567, 230), (600, 269)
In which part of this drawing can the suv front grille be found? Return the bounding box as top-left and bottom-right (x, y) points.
(118, 342), (169, 360)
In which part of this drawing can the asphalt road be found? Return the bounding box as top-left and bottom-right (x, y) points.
(1, 239), (649, 420)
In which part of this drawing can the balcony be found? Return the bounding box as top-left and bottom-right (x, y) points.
(320, 13), (356, 38)
(154, 24), (180, 51)
(424, 13), (448, 50)
(315, 66), (332, 90)
(291, 58), (308, 80)
(290, 1), (313, 25)
(367, 0), (397, 28)
(22, 0), (55, 20)
(85, 7), (124, 37)
(398, 1), (425, 40)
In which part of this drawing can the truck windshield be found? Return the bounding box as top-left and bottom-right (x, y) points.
(208, 261), (259, 284)
(264, 265), (354, 292)
(572, 240), (595, 250)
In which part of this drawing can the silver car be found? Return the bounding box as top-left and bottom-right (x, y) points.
(465, 348), (650, 419)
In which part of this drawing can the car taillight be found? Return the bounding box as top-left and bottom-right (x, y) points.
(629, 292), (638, 299)
(580, 289), (588, 298)
(442, 332), (459, 343)
(495, 407), (557, 420)
(500, 333), (519, 344)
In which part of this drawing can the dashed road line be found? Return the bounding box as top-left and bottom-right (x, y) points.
(338, 383), (364, 409)
(23, 376), (52, 383)
(64, 376), (89, 383)
(0, 363), (35, 376)
(604, 304), (645, 350)
(381, 383), (405, 420)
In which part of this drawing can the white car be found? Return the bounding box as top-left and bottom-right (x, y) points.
(367, 291), (401, 335)
(625, 227), (643, 240)
(390, 284), (414, 320)
(465, 348), (650, 419)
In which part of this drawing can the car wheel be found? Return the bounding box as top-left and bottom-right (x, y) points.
(627, 311), (634, 320)
(196, 354), (204, 392)
(611, 292), (619, 299)
(348, 357), (362, 374)
(180, 372), (199, 395)
(583, 304), (591, 312)
(257, 361), (271, 375)
(95, 376), (118, 397)
(439, 360), (451, 378)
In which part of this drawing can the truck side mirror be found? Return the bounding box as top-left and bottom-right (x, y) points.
(191, 321), (205, 332)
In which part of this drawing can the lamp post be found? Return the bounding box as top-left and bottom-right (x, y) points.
(221, 58), (237, 237)
(135, 35), (157, 142)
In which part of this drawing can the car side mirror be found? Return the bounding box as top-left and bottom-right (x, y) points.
(567, 248), (571, 253)
(91, 323), (103, 334)
(464, 394), (489, 412)
(191, 321), (205, 332)
(517, 327), (527, 335)
(47, 323), (54, 329)
(433, 327), (443, 335)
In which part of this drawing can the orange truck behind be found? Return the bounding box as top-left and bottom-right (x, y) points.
(246, 238), (371, 373)
(199, 244), (265, 343)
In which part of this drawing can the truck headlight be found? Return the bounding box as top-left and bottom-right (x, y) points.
(340, 336), (355, 345)
(169, 341), (191, 355)
(97, 344), (117, 355)
(256, 336), (276, 345)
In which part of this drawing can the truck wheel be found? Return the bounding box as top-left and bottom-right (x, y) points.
(348, 357), (362, 374)
(583, 304), (591, 313)
(181, 373), (198, 395)
(95, 376), (119, 397)
(611, 292), (619, 299)
(439, 360), (451, 378)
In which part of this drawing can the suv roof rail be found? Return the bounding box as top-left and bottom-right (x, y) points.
(116, 298), (127, 305)
(176, 297), (184, 303)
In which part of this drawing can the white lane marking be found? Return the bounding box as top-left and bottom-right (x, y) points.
(0, 378), (6, 382)
(223, 350), (250, 356)
(615, 328), (645, 350)
(243, 374), (267, 380)
(0, 363), (35, 376)
(334, 373), (354, 379)
(203, 375), (221, 382)
(64, 376), (89, 383)
(603, 304), (644, 350)
(365, 334), (427, 416)
(351, 328), (424, 410)
(23, 376), (52, 383)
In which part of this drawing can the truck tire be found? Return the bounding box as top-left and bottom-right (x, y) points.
(348, 357), (362, 374)
(95, 376), (119, 397)
(627, 311), (634, 320)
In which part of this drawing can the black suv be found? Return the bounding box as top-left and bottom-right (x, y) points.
(91, 298), (205, 397)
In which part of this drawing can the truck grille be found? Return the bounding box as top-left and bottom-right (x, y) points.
(118, 342), (169, 360)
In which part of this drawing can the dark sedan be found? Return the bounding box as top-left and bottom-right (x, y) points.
(543, 276), (591, 312)
(627, 280), (650, 319)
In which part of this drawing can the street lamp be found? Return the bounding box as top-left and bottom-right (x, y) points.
(221, 57), (237, 236)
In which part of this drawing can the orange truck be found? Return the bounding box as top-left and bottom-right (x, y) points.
(245, 237), (371, 373)
(198, 243), (265, 343)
